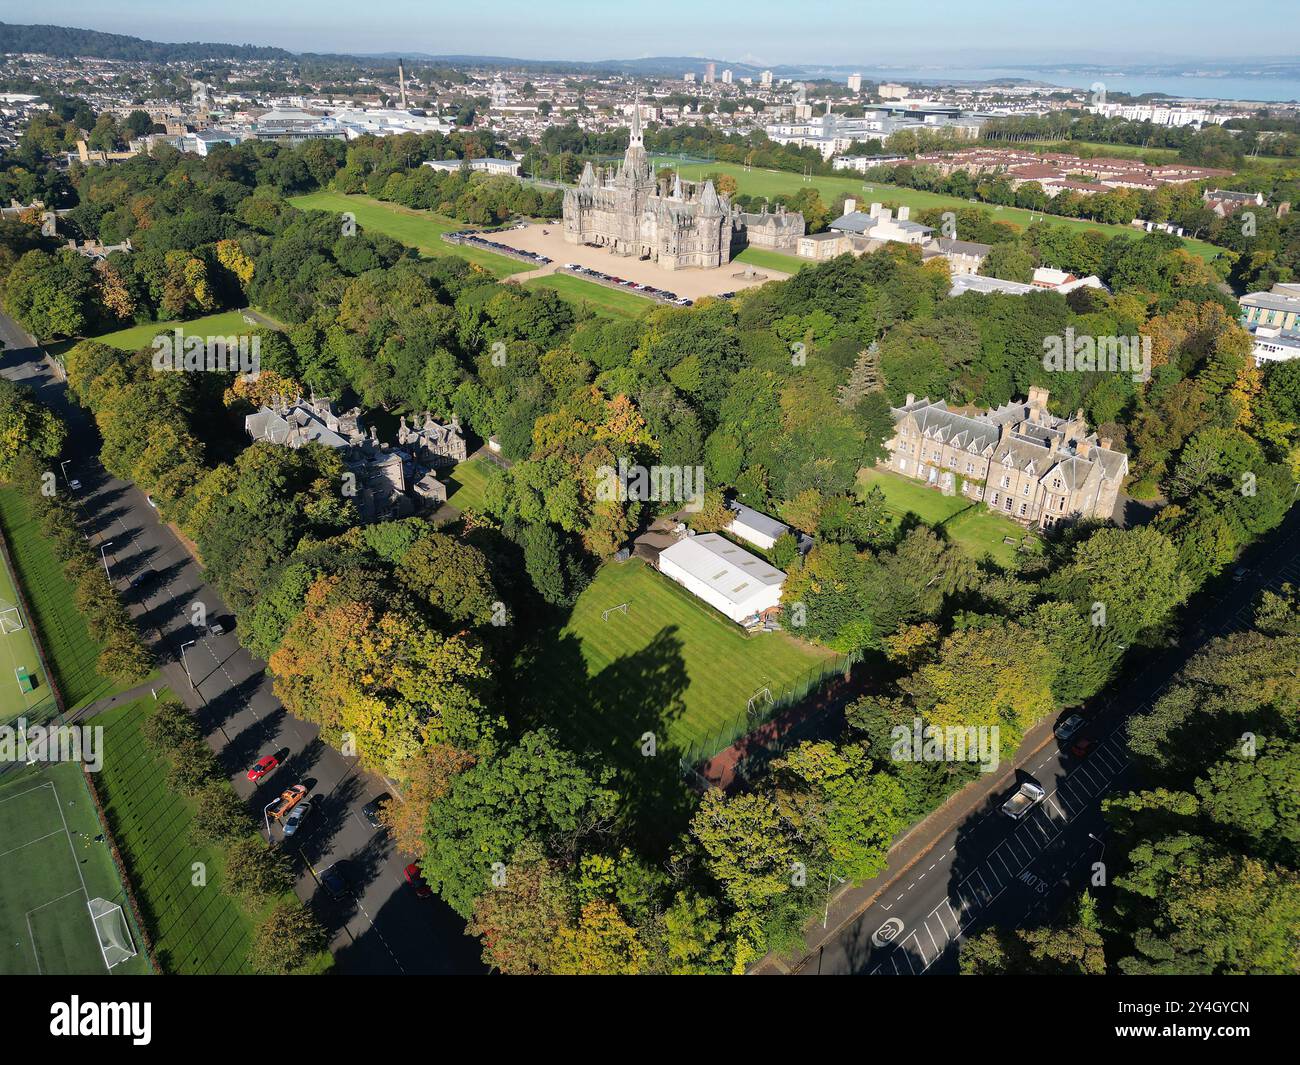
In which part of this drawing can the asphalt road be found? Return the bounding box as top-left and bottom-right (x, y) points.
(0, 313), (485, 975)
(796, 502), (1300, 975)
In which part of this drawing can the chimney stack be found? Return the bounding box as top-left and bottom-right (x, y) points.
(843, 197), (856, 215)
(898, 206), (910, 221)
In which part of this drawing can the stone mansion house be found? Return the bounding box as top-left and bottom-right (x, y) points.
(562, 99), (804, 269)
(882, 387), (1128, 528)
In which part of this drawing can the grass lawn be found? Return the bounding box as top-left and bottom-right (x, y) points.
(734, 246), (807, 274)
(0, 760), (151, 974)
(523, 273), (651, 318)
(521, 559), (835, 761)
(92, 697), (258, 974)
(656, 156), (1225, 263)
(444, 455), (500, 514)
(90, 310), (257, 351)
(0, 488), (142, 717)
(288, 191), (528, 277)
(858, 467), (1031, 568)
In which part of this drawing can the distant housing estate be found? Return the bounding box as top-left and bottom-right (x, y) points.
(883, 386), (1128, 528)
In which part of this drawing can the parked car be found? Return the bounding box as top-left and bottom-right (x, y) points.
(270, 784), (307, 821)
(319, 862), (350, 900)
(126, 569), (155, 590)
(1054, 714), (1087, 743)
(206, 621), (226, 638)
(361, 794), (390, 830)
(247, 754), (279, 783)
(68, 478), (82, 492)
(1001, 781), (1046, 820)
(1232, 566), (1250, 582)
(404, 862), (432, 898)
(281, 798), (313, 838)
(1070, 736), (1097, 759)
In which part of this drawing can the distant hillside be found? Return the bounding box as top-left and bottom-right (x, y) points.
(0, 22), (292, 61)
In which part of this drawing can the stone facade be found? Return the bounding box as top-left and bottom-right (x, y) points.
(244, 394), (455, 522)
(397, 412), (468, 467)
(562, 99), (803, 269)
(882, 386), (1128, 529)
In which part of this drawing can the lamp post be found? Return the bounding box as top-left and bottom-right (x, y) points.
(99, 540), (113, 578)
(180, 640), (196, 691)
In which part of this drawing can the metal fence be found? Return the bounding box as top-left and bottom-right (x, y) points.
(677, 650), (860, 773)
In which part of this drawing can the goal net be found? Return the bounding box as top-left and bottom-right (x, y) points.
(88, 897), (137, 969)
(0, 606), (22, 634)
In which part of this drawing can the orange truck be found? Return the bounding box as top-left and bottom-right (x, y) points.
(270, 784), (307, 821)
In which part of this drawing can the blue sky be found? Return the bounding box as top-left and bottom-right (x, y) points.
(10, 1), (1296, 65)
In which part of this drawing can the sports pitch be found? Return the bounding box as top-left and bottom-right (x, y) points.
(0, 538), (54, 727)
(0, 761), (149, 975)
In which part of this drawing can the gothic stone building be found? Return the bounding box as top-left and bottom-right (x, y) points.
(562, 103), (804, 270)
(882, 386), (1128, 528)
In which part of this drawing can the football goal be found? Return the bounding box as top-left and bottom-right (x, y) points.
(88, 897), (137, 970)
(0, 605), (22, 634)
(601, 602), (630, 621)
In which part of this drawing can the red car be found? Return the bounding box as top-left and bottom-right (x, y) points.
(1070, 736), (1097, 759)
(247, 754), (279, 783)
(404, 863), (432, 898)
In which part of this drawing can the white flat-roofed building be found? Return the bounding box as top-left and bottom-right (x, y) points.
(726, 502), (790, 550)
(658, 533), (786, 624)
(423, 156), (520, 176)
(1250, 326), (1300, 366)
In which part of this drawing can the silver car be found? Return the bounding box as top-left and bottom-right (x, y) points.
(282, 798), (313, 838)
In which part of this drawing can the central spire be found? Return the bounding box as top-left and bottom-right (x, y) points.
(629, 88), (643, 147)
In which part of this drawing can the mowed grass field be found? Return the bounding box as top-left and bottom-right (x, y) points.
(91, 310), (258, 351)
(858, 466), (1030, 568)
(523, 559), (833, 758)
(288, 191), (528, 277)
(734, 246), (808, 274)
(0, 530), (53, 726)
(0, 761), (150, 975)
(0, 488), (125, 717)
(522, 272), (652, 318)
(656, 155), (1225, 262)
(93, 697), (256, 974)
(444, 455), (499, 514)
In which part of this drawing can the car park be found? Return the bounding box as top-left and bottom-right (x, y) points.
(1070, 735), (1097, 759)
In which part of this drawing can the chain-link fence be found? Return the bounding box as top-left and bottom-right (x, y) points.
(677, 650), (860, 772)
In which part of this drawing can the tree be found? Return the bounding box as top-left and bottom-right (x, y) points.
(249, 902), (328, 975)
(423, 730), (617, 919)
(189, 782), (254, 846)
(223, 836), (293, 905)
